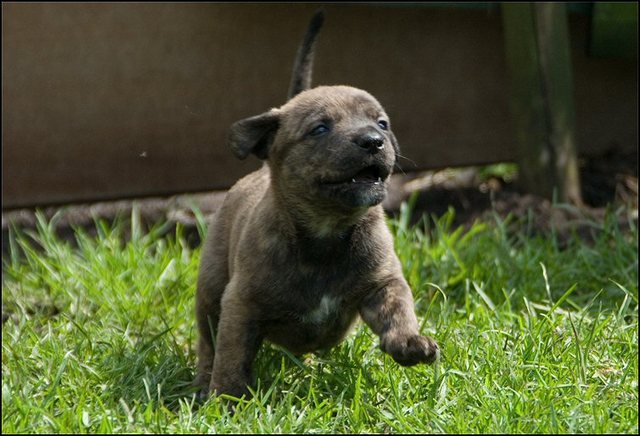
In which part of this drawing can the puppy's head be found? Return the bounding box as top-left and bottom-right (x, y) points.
(229, 85), (399, 211)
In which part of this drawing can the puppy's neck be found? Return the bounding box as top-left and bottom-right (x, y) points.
(268, 183), (371, 240)
(298, 212), (362, 239)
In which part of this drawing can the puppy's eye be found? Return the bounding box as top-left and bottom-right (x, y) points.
(377, 120), (389, 130)
(308, 124), (329, 137)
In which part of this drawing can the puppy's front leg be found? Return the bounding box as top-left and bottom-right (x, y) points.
(360, 277), (439, 366)
(210, 294), (263, 399)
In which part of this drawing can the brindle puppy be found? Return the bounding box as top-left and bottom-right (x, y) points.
(195, 10), (439, 399)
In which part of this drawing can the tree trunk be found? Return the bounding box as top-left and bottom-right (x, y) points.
(502, 2), (582, 205)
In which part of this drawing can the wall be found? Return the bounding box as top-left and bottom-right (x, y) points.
(2, 3), (637, 208)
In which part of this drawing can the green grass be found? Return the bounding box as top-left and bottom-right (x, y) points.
(2, 203), (638, 433)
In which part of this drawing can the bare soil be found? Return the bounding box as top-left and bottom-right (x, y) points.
(2, 147), (637, 255)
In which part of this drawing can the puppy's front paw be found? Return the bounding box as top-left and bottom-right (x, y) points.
(381, 333), (439, 366)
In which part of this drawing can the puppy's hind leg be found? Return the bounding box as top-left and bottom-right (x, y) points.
(210, 286), (264, 399)
(194, 220), (230, 397)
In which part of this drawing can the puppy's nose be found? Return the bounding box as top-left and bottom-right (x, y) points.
(353, 132), (385, 153)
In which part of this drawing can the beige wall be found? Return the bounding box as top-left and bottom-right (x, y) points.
(2, 3), (637, 208)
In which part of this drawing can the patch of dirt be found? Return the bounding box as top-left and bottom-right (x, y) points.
(385, 147), (637, 240)
(2, 148), (637, 257)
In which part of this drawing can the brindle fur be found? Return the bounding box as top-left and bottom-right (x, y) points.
(195, 11), (438, 399)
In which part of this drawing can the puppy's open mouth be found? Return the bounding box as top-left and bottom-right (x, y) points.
(350, 165), (385, 184)
(317, 163), (391, 208)
(323, 164), (390, 186)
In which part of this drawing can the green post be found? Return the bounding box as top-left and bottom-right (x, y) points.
(502, 2), (582, 205)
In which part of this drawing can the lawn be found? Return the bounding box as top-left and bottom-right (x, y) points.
(2, 202), (638, 433)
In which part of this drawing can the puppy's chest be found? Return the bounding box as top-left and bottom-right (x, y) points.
(300, 294), (342, 325)
(259, 239), (375, 351)
(285, 264), (361, 315)
(266, 281), (359, 353)
(262, 252), (364, 325)
(260, 228), (380, 322)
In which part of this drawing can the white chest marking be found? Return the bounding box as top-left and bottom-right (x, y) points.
(302, 295), (340, 325)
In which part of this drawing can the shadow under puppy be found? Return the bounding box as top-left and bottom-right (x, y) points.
(195, 10), (439, 399)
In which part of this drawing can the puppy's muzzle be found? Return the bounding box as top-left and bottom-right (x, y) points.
(353, 130), (385, 154)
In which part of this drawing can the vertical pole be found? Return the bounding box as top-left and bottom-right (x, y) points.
(502, 2), (582, 205)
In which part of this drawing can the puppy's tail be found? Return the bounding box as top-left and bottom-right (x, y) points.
(287, 9), (325, 100)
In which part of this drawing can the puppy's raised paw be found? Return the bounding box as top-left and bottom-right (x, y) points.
(381, 333), (440, 366)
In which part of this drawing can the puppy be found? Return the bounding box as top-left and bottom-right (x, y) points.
(195, 10), (439, 399)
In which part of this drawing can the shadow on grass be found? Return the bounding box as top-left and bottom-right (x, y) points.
(91, 331), (363, 413)
(92, 329), (199, 412)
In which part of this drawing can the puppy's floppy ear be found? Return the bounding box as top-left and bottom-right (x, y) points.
(228, 109), (280, 160)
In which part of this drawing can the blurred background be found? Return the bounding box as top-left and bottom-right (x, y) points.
(2, 2), (637, 236)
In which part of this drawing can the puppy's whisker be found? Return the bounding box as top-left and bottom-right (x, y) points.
(394, 162), (407, 176)
(396, 153), (417, 168)
(393, 153), (418, 175)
